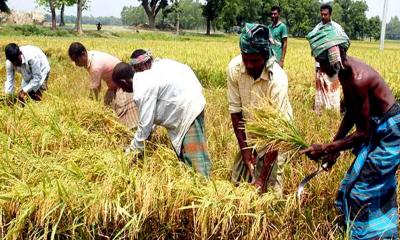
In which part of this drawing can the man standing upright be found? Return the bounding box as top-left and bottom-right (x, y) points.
(268, 6), (288, 68)
(311, 4), (347, 114)
(228, 23), (292, 194)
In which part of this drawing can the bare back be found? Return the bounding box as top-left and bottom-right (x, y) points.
(339, 56), (396, 118)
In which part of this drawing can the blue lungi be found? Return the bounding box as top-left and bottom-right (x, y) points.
(336, 103), (400, 239)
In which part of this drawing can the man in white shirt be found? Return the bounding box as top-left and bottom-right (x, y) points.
(112, 60), (212, 177)
(310, 4), (347, 114)
(4, 43), (50, 103)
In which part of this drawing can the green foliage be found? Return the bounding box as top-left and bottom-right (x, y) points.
(335, 0), (368, 39)
(163, 0), (205, 30)
(11, 25), (74, 37)
(387, 16), (400, 40)
(366, 16), (381, 41)
(0, 0), (10, 13)
(121, 6), (148, 26)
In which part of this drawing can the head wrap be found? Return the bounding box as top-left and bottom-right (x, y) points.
(239, 23), (271, 58)
(130, 50), (152, 66)
(306, 24), (350, 68)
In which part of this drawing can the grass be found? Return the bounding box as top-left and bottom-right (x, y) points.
(0, 29), (399, 239)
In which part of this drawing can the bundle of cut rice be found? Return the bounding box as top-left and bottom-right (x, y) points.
(245, 99), (309, 157)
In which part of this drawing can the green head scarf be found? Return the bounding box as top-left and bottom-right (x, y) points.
(240, 23), (271, 58)
(306, 23), (350, 60)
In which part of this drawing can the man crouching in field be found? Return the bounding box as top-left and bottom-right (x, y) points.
(301, 23), (400, 239)
(4, 43), (50, 104)
(68, 42), (138, 129)
(129, 49), (154, 72)
(228, 23), (293, 194)
(112, 61), (212, 177)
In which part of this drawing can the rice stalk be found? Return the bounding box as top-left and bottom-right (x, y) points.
(245, 98), (309, 158)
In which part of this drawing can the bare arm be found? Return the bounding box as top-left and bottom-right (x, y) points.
(302, 80), (370, 159)
(280, 37), (287, 67)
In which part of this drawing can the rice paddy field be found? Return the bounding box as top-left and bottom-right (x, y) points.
(0, 30), (399, 239)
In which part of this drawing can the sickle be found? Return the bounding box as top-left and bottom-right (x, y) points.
(297, 162), (328, 199)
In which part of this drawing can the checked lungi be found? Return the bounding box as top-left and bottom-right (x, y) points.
(179, 112), (211, 177)
(314, 69), (341, 113)
(336, 102), (400, 240)
(104, 88), (139, 129)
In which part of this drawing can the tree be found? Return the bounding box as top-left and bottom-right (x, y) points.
(165, 0), (204, 30)
(202, 0), (224, 35)
(366, 16), (381, 41)
(49, 0), (57, 30)
(0, 0), (10, 13)
(36, 0), (57, 30)
(59, 0), (75, 26)
(75, 0), (90, 34)
(76, 0), (83, 34)
(278, 0), (320, 37)
(336, 0), (368, 39)
(386, 16), (400, 40)
(138, 0), (169, 29)
(121, 6), (148, 26)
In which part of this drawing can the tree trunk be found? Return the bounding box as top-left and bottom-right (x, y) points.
(59, 3), (65, 27)
(206, 18), (211, 35)
(148, 14), (156, 29)
(49, 0), (56, 30)
(76, 0), (83, 34)
(176, 11), (180, 35)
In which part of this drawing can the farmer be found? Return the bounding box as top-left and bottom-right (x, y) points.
(268, 5), (288, 68)
(228, 23), (293, 194)
(310, 4), (347, 114)
(129, 49), (154, 72)
(4, 43), (50, 103)
(301, 21), (400, 239)
(68, 42), (138, 129)
(112, 60), (211, 177)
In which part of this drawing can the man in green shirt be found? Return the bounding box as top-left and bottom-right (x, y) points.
(268, 6), (288, 68)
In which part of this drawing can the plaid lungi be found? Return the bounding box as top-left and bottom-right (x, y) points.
(179, 112), (211, 177)
(314, 69), (341, 113)
(104, 88), (139, 129)
(336, 102), (400, 239)
(231, 148), (285, 195)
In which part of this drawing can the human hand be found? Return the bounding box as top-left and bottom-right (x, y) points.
(17, 90), (27, 103)
(299, 144), (327, 161)
(242, 149), (256, 178)
(124, 146), (143, 165)
(321, 152), (340, 171)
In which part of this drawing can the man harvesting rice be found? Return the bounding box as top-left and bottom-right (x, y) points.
(68, 42), (138, 129)
(301, 20), (400, 239)
(4, 43), (50, 104)
(228, 23), (293, 194)
(112, 60), (211, 177)
(129, 49), (154, 72)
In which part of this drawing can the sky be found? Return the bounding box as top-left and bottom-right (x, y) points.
(7, 0), (400, 22)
